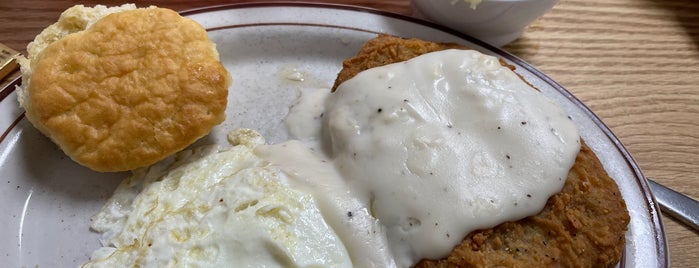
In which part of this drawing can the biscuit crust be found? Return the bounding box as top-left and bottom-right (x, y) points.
(335, 35), (629, 267)
(25, 8), (229, 172)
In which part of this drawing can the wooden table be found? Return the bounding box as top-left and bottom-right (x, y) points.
(1, 0), (697, 266)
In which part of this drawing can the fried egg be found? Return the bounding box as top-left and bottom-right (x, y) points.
(83, 129), (351, 267)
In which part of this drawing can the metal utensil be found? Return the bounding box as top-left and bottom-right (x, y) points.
(647, 179), (699, 232)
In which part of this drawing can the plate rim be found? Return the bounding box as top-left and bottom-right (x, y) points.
(0, 2), (668, 267)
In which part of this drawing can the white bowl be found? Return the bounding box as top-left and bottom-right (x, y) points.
(412, 0), (559, 47)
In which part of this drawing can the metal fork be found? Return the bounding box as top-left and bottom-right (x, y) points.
(648, 179), (699, 232)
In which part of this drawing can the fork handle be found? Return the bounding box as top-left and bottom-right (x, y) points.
(648, 179), (699, 232)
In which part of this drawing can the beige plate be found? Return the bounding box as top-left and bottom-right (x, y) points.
(0, 3), (667, 267)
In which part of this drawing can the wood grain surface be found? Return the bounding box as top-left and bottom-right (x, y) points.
(1, 0), (697, 267)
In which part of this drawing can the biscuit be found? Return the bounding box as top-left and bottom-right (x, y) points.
(18, 6), (230, 172)
(335, 35), (629, 267)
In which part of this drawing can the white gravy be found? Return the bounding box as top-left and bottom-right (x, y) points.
(281, 49), (580, 267)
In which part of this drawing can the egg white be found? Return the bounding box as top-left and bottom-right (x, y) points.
(83, 130), (351, 268)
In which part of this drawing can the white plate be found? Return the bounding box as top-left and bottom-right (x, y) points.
(0, 3), (668, 267)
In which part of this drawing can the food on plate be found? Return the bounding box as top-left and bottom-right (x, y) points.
(327, 45), (580, 266)
(83, 129), (352, 267)
(83, 33), (629, 268)
(86, 127), (399, 267)
(330, 34), (629, 267)
(16, 4), (230, 172)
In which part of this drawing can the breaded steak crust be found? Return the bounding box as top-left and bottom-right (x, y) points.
(334, 35), (629, 267)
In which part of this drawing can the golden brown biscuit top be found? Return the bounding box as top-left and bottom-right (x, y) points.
(27, 8), (230, 172)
